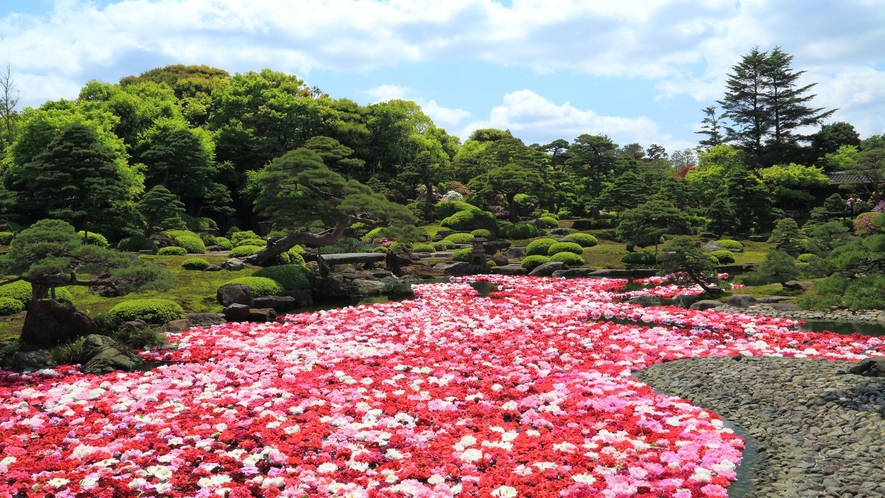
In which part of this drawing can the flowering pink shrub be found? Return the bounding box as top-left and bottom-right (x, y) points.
(1, 275), (882, 496)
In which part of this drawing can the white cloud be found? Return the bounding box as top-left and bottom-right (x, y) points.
(363, 84), (412, 102)
(363, 85), (471, 127)
(461, 90), (693, 152)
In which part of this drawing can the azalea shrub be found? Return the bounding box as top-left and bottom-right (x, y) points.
(451, 247), (473, 262)
(108, 299), (185, 324)
(1, 275), (883, 497)
(76, 231), (109, 248)
(441, 233), (475, 245)
(717, 240), (743, 251)
(0, 280), (73, 307)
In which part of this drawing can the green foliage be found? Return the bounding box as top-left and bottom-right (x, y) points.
(108, 299), (185, 324)
(767, 218), (805, 256)
(0, 232), (14, 245)
(234, 237), (267, 248)
(440, 209), (497, 232)
(434, 201), (480, 220)
(0, 297), (25, 316)
(214, 236), (233, 250)
(710, 250), (736, 264)
(411, 243), (436, 253)
(117, 234), (159, 254)
(198, 232), (217, 246)
(228, 245), (261, 258)
(76, 231), (109, 248)
(498, 223), (540, 240)
(758, 250), (798, 284)
(549, 252), (585, 267)
(230, 230), (260, 245)
(433, 241), (453, 251)
(617, 199), (693, 249)
(546, 242), (584, 256)
(525, 238), (558, 256)
(796, 253), (815, 263)
(536, 216), (559, 228)
(441, 233), (475, 244)
(157, 246), (187, 256)
(451, 247), (472, 262)
(138, 185), (186, 235)
(800, 275), (885, 312)
(717, 239), (744, 251)
(470, 229), (495, 240)
(181, 258), (210, 271)
(562, 233), (598, 248)
(621, 251), (657, 266)
(521, 255), (551, 271)
(223, 276), (285, 297)
(253, 265), (311, 291)
(804, 221), (852, 256)
(173, 235), (206, 254)
(658, 236), (720, 293)
(181, 214), (218, 232)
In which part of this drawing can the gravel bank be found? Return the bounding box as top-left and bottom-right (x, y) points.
(636, 356), (885, 498)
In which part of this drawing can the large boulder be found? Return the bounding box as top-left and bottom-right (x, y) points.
(2, 350), (57, 372)
(672, 294), (702, 308)
(433, 261), (474, 276)
(702, 240), (727, 252)
(491, 265), (528, 275)
(20, 299), (100, 348)
(727, 294), (758, 308)
(223, 303), (251, 322)
(79, 334), (140, 375)
(217, 283), (253, 307)
(504, 246), (527, 259)
(221, 258), (247, 271)
(248, 308), (277, 323)
(529, 261), (565, 276)
(253, 296), (300, 313)
(848, 358), (885, 377)
(782, 280), (813, 292)
(690, 300), (725, 310)
(185, 313), (227, 327)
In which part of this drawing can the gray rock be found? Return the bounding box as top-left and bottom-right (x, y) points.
(689, 299), (725, 310)
(3, 350), (57, 371)
(223, 303), (251, 322)
(702, 240), (727, 252)
(848, 358), (885, 377)
(353, 279), (388, 295)
(162, 319), (192, 333)
(627, 294), (662, 307)
(20, 299), (100, 348)
(253, 295), (300, 313)
(203, 264), (223, 271)
(728, 294), (758, 308)
(783, 280), (814, 291)
(217, 283), (253, 307)
(529, 261), (565, 276)
(247, 308), (277, 323)
(221, 258), (247, 271)
(79, 334), (140, 375)
(285, 289), (313, 307)
(548, 228), (573, 236)
(672, 294), (702, 308)
(491, 265), (527, 275)
(504, 246), (527, 259)
(185, 313), (226, 327)
(433, 261), (474, 276)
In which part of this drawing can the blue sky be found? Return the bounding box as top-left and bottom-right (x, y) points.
(2, 0), (885, 156)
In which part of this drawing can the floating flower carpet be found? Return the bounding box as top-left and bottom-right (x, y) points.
(2, 275), (884, 497)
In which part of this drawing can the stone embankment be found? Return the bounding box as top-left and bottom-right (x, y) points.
(715, 301), (885, 326)
(638, 356), (885, 498)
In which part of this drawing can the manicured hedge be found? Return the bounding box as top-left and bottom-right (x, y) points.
(214, 236), (233, 250)
(441, 233), (475, 244)
(228, 245), (261, 258)
(158, 246), (187, 256)
(76, 231), (109, 248)
(118, 235), (159, 253)
(521, 255), (551, 271)
(470, 229), (495, 240)
(711, 250), (735, 264)
(546, 242), (584, 256)
(549, 252), (585, 267)
(222, 277), (285, 297)
(0, 280), (73, 307)
(717, 239), (744, 250)
(525, 238), (558, 256)
(174, 235), (207, 254)
(0, 297), (25, 316)
(253, 265), (311, 291)
(562, 232), (598, 248)
(452, 247), (473, 262)
(181, 258), (210, 270)
(108, 299), (184, 324)
(621, 251), (657, 265)
(498, 223), (540, 240)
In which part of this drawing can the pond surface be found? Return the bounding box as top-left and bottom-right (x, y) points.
(800, 320), (885, 337)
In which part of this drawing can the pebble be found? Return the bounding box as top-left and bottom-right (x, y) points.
(636, 356), (885, 498)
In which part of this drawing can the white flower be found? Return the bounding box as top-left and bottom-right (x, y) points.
(0, 456), (16, 466)
(428, 474), (445, 485)
(385, 448), (404, 460)
(459, 448), (483, 463)
(128, 478), (147, 490)
(572, 473), (596, 485)
(491, 485), (518, 497)
(317, 462), (338, 474)
(690, 467), (713, 483)
(501, 400), (518, 411)
(47, 478), (69, 488)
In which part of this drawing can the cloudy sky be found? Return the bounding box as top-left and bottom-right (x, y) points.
(2, 0), (884, 154)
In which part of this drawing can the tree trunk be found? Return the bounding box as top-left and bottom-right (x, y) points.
(242, 222), (349, 267)
(508, 194), (519, 224)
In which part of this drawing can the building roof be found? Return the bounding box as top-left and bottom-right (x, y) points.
(827, 171), (873, 185)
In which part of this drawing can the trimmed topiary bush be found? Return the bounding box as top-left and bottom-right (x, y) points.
(562, 232), (598, 248)
(718, 239), (744, 251)
(117, 235), (159, 253)
(797, 253), (815, 263)
(253, 265), (311, 291)
(0, 297), (25, 316)
(222, 277), (285, 297)
(228, 245), (261, 258)
(440, 209), (497, 232)
(525, 238), (558, 256)
(621, 251), (657, 266)
(442, 233), (475, 245)
(174, 235), (206, 254)
(157, 246), (187, 256)
(470, 229), (495, 240)
(452, 247), (472, 262)
(521, 255), (551, 271)
(0, 232), (14, 245)
(549, 252), (585, 267)
(108, 299), (185, 324)
(711, 250), (735, 264)
(434, 201), (480, 220)
(498, 223), (540, 240)
(230, 230), (260, 246)
(0, 280), (73, 307)
(411, 243), (436, 253)
(77, 231), (109, 248)
(536, 216), (559, 228)
(546, 242), (584, 256)
(433, 241), (454, 251)
(214, 236), (233, 250)
(181, 258), (210, 270)
(234, 237), (266, 248)
(198, 232), (218, 246)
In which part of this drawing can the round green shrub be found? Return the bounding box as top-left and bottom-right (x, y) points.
(228, 245), (261, 258)
(108, 299), (184, 324)
(230, 230), (260, 245)
(470, 229), (495, 240)
(199, 232), (218, 246)
(174, 235), (206, 254)
(797, 253), (815, 263)
(76, 231), (109, 248)
(717, 239), (744, 250)
(253, 265), (311, 291)
(222, 277), (285, 297)
(434, 201), (480, 220)
(525, 238), (558, 256)
(549, 251), (585, 267)
(117, 235), (159, 253)
(546, 242), (584, 256)
(521, 255), (551, 271)
(411, 243), (436, 253)
(711, 250), (735, 264)
(0, 231), (13, 245)
(181, 214), (217, 232)
(235, 237), (266, 248)
(440, 209), (497, 232)
(562, 232), (598, 248)
(214, 236), (233, 250)
(286, 249), (306, 266)
(442, 232), (475, 244)
(498, 223), (540, 240)
(158, 246), (187, 256)
(0, 297), (25, 316)
(451, 247), (473, 262)
(536, 216), (559, 228)
(181, 258), (210, 270)
(621, 251), (657, 265)
(433, 241), (453, 251)
(289, 244), (306, 254)
(0, 281), (73, 307)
